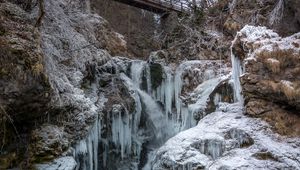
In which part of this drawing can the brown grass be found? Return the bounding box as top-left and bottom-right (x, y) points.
(257, 48), (300, 72)
(280, 81), (299, 100)
(266, 58), (280, 73)
(262, 108), (300, 137)
(31, 63), (43, 76)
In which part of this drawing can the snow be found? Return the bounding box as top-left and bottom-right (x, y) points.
(281, 80), (294, 88)
(35, 156), (77, 170)
(238, 25), (279, 42)
(234, 25), (300, 62)
(152, 103), (300, 169)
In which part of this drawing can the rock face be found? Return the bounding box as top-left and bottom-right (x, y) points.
(90, 0), (158, 58)
(0, 1), (52, 168)
(1, 0), (300, 169)
(231, 25), (300, 136)
(217, 0), (300, 36)
(0, 1), (51, 125)
(0, 0), (129, 168)
(152, 103), (300, 169)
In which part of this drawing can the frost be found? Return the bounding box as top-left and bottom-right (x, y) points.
(153, 103), (300, 169)
(35, 156), (77, 170)
(269, 0), (284, 26)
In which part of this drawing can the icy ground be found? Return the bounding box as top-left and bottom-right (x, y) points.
(152, 103), (300, 170)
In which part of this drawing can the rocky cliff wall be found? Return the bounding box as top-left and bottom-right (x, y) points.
(232, 25), (300, 136)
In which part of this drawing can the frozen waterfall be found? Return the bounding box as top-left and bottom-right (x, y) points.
(72, 58), (229, 170)
(74, 117), (101, 170)
(230, 38), (244, 104)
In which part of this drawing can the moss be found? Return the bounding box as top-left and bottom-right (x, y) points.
(193, 8), (205, 26)
(99, 79), (110, 87)
(32, 155), (55, 164)
(150, 63), (163, 89)
(253, 152), (278, 161)
(10, 48), (24, 56)
(0, 152), (17, 169)
(0, 26), (6, 36)
(0, 68), (9, 77)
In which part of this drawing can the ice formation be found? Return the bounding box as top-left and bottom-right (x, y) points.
(230, 41), (244, 104)
(35, 157), (77, 170)
(74, 117), (101, 170)
(129, 60), (229, 134)
(111, 104), (132, 159)
(152, 103), (300, 169)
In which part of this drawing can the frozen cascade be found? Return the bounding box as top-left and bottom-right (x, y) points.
(164, 67), (174, 119)
(69, 58), (229, 170)
(114, 73), (143, 160)
(138, 90), (170, 142)
(145, 65), (152, 94)
(111, 104), (132, 159)
(230, 39), (244, 104)
(74, 116), (101, 170)
(130, 60), (146, 87)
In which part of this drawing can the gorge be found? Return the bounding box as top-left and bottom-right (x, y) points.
(0, 0), (299, 170)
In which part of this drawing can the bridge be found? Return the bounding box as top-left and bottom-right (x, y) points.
(113, 0), (193, 14)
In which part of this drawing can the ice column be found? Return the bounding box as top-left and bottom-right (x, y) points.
(230, 40), (244, 104)
(111, 104), (132, 159)
(74, 116), (101, 170)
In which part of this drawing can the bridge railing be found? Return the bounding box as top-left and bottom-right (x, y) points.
(148, 0), (193, 13)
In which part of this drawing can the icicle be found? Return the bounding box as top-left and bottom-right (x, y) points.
(111, 104), (132, 159)
(194, 139), (225, 160)
(145, 64), (152, 94)
(74, 116), (101, 170)
(181, 106), (195, 130)
(213, 93), (222, 106)
(230, 42), (244, 104)
(174, 65), (183, 119)
(164, 67), (174, 118)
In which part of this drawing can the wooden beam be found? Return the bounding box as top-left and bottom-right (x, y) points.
(113, 0), (189, 14)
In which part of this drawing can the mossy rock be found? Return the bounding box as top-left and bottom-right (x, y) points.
(150, 63), (163, 89)
(0, 25), (6, 36)
(0, 152), (17, 169)
(253, 152), (278, 161)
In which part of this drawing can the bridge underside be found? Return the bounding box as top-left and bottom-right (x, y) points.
(114, 0), (181, 14)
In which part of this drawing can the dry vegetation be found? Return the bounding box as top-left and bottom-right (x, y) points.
(257, 48), (300, 74)
(265, 58), (280, 73)
(280, 81), (300, 100)
(263, 109), (300, 137)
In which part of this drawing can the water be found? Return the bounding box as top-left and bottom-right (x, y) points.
(73, 59), (229, 169)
